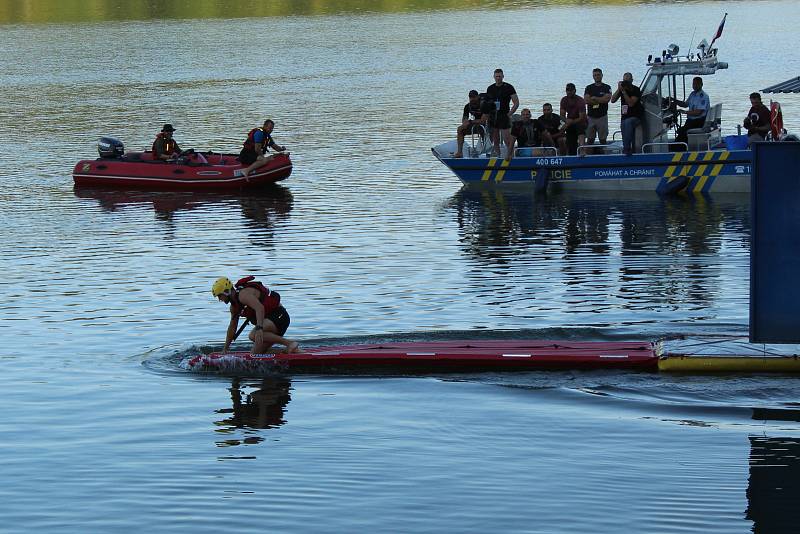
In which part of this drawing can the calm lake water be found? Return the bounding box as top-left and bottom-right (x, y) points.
(2, 1), (800, 532)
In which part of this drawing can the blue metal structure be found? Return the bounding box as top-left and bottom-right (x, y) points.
(750, 142), (800, 343)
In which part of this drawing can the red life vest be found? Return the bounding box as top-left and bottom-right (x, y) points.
(770, 101), (784, 141)
(152, 132), (178, 156)
(232, 276), (281, 323)
(242, 128), (271, 154)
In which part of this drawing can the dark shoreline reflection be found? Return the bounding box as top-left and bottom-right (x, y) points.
(445, 187), (751, 314)
(746, 434), (800, 533)
(213, 377), (292, 448)
(73, 184), (293, 245)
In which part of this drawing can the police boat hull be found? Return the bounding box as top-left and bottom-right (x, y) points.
(432, 142), (752, 194)
(73, 151), (292, 190)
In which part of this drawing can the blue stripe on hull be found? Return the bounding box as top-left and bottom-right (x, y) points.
(438, 150), (753, 192)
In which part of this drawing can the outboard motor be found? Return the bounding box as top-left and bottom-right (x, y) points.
(97, 137), (124, 159)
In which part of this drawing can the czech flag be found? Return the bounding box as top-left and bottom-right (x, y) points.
(710, 13), (727, 46)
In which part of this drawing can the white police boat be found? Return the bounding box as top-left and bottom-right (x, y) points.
(433, 40), (759, 195)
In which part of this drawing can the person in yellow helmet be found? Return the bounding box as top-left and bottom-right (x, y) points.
(212, 276), (299, 354)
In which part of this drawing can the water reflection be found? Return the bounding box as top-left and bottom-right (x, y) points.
(746, 435), (800, 533)
(73, 184), (293, 245)
(213, 377), (292, 448)
(446, 187), (751, 315)
(450, 188), (750, 259)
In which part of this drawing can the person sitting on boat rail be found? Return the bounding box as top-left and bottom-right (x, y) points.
(240, 119), (286, 178)
(537, 103), (563, 149)
(743, 92), (771, 145)
(559, 83), (586, 155)
(485, 68), (519, 160)
(674, 77), (710, 147)
(212, 276), (299, 355)
(584, 68), (612, 150)
(454, 89), (491, 158)
(508, 108), (540, 160)
(152, 123), (183, 161)
(613, 74), (643, 155)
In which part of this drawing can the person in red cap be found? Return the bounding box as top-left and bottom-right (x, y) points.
(152, 123), (183, 161)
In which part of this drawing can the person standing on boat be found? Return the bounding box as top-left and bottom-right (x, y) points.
(212, 276), (299, 355)
(152, 123), (183, 161)
(674, 77), (710, 146)
(612, 74), (644, 155)
(558, 83), (587, 155)
(583, 68), (612, 150)
(240, 119), (287, 178)
(485, 68), (519, 160)
(454, 89), (490, 158)
(743, 92), (771, 145)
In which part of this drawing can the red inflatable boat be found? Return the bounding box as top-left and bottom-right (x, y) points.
(186, 340), (659, 373)
(73, 137), (291, 190)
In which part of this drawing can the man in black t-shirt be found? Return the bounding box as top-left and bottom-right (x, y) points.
(455, 90), (491, 158)
(486, 68), (519, 159)
(536, 103), (563, 149)
(583, 68), (612, 147)
(615, 76), (643, 155)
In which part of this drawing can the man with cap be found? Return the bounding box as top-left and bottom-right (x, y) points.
(152, 123), (182, 161)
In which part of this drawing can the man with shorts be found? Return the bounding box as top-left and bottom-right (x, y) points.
(485, 68), (519, 160)
(239, 119), (287, 177)
(559, 83), (586, 155)
(454, 89), (490, 158)
(212, 276), (299, 354)
(583, 68), (612, 150)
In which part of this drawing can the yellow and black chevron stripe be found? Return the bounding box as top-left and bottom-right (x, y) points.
(479, 150), (734, 187)
(663, 151), (731, 193)
(481, 158), (511, 182)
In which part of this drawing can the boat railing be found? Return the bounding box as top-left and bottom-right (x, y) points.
(641, 141), (687, 153)
(515, 146), (558, 157)
(577, 144), (623, 156)
(467, 125), (491, 157)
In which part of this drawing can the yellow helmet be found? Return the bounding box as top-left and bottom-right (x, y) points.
(211, 277), (233, 297)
